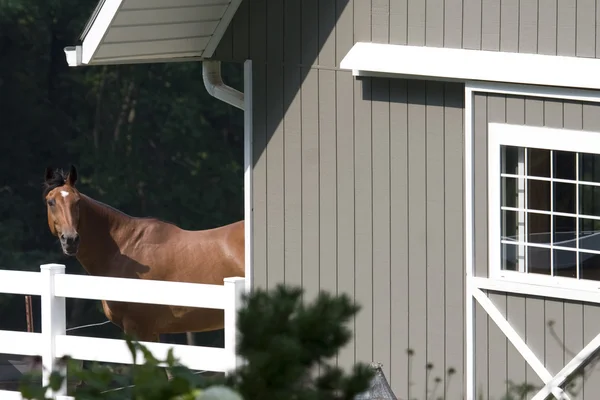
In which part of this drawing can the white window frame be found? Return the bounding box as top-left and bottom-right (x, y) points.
(488, 122), (600, 292)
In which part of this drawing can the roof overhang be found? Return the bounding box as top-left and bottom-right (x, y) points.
(340, 42), (600, 91)
(64, 0), (242, 67)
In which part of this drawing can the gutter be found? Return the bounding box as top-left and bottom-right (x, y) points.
(202, 60), (244, 110)
(62, 51), (245, 110)
(64, 46), (83, 67)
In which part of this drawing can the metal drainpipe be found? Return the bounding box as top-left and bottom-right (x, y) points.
(202, 60), (244, 110)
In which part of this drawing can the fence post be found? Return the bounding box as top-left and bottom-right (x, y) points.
(223, 277), (245, 374)
(40, 264), (67, 398)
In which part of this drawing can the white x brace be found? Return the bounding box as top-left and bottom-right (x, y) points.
(470, 281), (600, 400)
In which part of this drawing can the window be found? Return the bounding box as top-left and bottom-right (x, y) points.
(488, 123), (600, 289)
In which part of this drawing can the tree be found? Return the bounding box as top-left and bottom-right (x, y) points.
(0, 0), (244, 336)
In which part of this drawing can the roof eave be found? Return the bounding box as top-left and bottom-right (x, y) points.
(78, 0), (124, 66)
(64, 0), (243, 67)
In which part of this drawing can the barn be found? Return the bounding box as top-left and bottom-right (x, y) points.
(63, 0), (600, 399)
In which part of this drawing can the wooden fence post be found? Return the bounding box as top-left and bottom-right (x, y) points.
(40, 264), (67, 398)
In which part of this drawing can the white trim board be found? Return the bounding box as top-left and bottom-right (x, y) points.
(243, 60), (253, 292)
(340, 42), (600, 91)
(464, 82), (600, 400)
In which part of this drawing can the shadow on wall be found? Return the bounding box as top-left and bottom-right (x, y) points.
(213, 0), (351, 160)
(360, 76), (465, 110)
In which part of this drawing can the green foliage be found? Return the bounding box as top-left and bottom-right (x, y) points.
(220, 285), (375, 400)
(19, 285), (375, 400)
(19, 339), (239, 400)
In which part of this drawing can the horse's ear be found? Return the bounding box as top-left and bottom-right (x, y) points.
(67, 164), (78, 186)
(44, 167), (54, 183)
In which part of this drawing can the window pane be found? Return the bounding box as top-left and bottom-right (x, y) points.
(553, 182), (576, 214)
(553, 216), (576, 248)
(580, 185), (600, 217)
(554, 249), (577, 278)
(528, 246), (551, 275)
(553, 150), (576, 180)
(501, 177), (520, 208)
(528, 213), (550, 244)
(501, 243), (520, 271)
(579, 218), (600, 252)
(528, 148), (551, 178)
(579, 152), (600, 183)
(528, 180), (551, 211)
(501, 146), (522, 175)
(501, 210), (520, 241)
(580, 253), (600, 281)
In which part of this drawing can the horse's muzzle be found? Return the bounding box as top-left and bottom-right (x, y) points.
(60, 233), (80, 256)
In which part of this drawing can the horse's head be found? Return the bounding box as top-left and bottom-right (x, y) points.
(43, 165), (81, 256)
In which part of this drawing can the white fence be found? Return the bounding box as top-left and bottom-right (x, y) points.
(0, 264), (245, 400)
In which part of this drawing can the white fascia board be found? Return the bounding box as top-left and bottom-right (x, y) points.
(203, 0), (242, 58)
(64, 0), (124, 67)
(340, 42), (600, 90)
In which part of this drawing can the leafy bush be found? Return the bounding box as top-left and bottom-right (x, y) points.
(19, 284), (375, 400)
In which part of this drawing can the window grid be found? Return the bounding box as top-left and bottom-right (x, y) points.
(499, 240), (600, 256)
(500, 207), (600, 222)
(500, 173), (600, 188)
(500, 147), (600, 279)
(576, 152), (581, 279)
(550, 149), (554, 276)
(522, 148), (527, 273)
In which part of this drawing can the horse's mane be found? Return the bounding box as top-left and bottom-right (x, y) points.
(42, 168), (181, 228)
(42, 168), (67, 201)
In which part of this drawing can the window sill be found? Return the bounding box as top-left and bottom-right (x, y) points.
(471, 276), (600, 304)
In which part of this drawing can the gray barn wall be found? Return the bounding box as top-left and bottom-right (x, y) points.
(210, 0), (600, 398)
(215, 0), (600, 62)
(474, 92), (600, 399)
(212, 1), (466, 398)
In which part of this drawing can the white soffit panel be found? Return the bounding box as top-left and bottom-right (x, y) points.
(64, 0), (242, 67)
(340, 42), (600, 90)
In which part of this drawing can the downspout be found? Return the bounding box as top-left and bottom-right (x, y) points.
(202, 60), (244, 110)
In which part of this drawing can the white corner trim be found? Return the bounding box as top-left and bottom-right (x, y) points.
(340, 42), (600, 90)
(243, 60), (253, 292)
(464, 85), (476, 400)
(203, 0), (243, 58)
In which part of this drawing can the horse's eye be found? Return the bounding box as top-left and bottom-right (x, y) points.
(47, 199), (55, 207)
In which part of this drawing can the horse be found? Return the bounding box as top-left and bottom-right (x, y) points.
(42, 165), (245, 376)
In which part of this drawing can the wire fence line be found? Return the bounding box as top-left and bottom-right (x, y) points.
(66, 320), (112, 332)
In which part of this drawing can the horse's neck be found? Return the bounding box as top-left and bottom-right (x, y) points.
(76, 195), (131, 277)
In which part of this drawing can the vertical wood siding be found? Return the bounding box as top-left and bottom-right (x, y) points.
(215, 0), (600, 63)
(208, 1), (600, 399)
(251, 63), (466, 398)
(214, 1), (467, 398)
(473, 93), (600, 399)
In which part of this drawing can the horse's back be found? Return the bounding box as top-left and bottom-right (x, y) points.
(154, 219), (245, 283)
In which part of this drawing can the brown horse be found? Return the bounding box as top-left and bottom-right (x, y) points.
(42, 165), (245, 346)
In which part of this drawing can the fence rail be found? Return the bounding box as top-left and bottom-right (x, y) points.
(0, 264), (245, 400)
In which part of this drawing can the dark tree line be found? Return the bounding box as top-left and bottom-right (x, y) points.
(0, 0), (244, 338)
